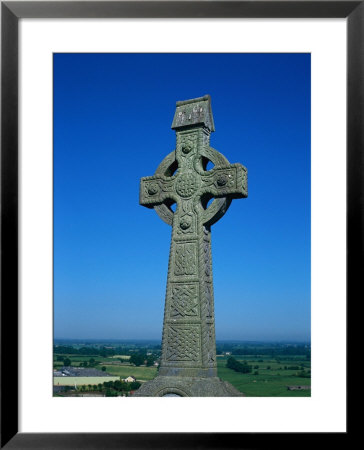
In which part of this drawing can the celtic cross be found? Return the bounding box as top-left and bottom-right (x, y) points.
(140, 95), (247, 380)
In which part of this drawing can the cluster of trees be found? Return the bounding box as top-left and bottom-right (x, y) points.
(129, 353), (156, 367)
(72, 379), (141, 396)
(294, 369), (311, 378)
(216, 343), (310, 358)
(56, 356), (108, 370)
(57, 356), (72, 366)
(103, 380), (141, 396)
(226, 357), (252, 374)
(79, 358), (98, 368)
(54, 345), (118, 357)
(56, 351), (158, 369)
(54, 344), (162, 358)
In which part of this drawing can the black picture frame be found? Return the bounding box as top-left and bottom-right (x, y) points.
(1, 1), (356, 448)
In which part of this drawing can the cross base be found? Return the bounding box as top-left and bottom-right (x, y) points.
(132, 376), (243, 397)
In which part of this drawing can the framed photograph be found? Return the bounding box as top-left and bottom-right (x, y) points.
(1, 1), (356, 448)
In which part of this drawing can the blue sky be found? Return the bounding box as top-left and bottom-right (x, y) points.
(54, 53), (310, 342)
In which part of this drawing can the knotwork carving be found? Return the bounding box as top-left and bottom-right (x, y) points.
(170, 284), (199, 318)
(166, 325), (200, 362)
(203, 228), (211, 278)
(179, 134), (197, 155)
(174, 242), (197, 276)
(207, 325), (215, 364)
(205, 283), (213, 318)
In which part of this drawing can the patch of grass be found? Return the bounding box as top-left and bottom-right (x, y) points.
(111, 355), (131, 360)
(103, 365), (157, 380)
(217, 358), (310, 397)
(53, 376), (120, 386)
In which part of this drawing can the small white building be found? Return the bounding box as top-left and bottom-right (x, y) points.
(124, 376), (136, 383)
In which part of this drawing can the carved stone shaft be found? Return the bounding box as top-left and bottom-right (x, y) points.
(136, 95), (247, 396)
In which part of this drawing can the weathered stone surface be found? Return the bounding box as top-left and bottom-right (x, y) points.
(136, 95), (247, 397)
(171, 95), (215, 132)
(133, 376), (243, 397)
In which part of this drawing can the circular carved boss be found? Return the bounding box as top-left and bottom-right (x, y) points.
(147, 182), (159, 195)
(175, 173), (197, 198)
(153, 148), (232, 227)
(216, 174), (228, 186)
(180, 215), (192, 230)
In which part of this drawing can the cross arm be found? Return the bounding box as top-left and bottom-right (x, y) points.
(139, 175), (176, 208)
(200, 164), (248, 199)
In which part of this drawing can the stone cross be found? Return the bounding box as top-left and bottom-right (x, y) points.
(137, 95), (247, 396)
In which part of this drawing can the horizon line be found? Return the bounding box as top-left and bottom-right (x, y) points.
(54, 337), (311, 344)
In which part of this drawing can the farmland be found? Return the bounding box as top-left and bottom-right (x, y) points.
(53, 339), (310, 397)
(100, 365), (157, 381)
(54, 376), (120, 386)
(53, 340), (160, 395)
(53, 355), (112, 369)
(216, 355), (310, 397)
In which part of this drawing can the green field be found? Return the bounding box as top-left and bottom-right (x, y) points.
(54, 376), (120, 386)
(102, 365), (158, 381)
(53, 352), (157, 381)
(53, 354), (119, 369)
(111, 355), (131, 360)
(217, 356), (311, 397)
(53, 345), (310, 396)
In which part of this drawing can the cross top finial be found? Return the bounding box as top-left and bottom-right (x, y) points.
(171, 95), (215, 132)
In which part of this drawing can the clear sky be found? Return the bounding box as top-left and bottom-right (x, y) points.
(54, 53), (310, 342)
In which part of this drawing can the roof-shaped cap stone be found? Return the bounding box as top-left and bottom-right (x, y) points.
(171, 95), (215, 132)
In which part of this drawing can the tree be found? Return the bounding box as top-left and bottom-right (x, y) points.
(130, 353), (146, 367)
(101, 366), (106, 372)
(226, 357), (252, 374)
(113, 380), (124, 391)
(105, 389), (117, 397)
(63, 357), (71, 367)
